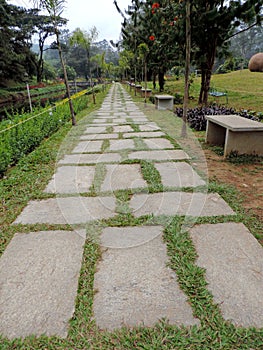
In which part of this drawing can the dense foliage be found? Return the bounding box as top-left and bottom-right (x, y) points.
(0, 93), (90, 176)
(117, 0), (262, 102)
(0, 0), (37, 85)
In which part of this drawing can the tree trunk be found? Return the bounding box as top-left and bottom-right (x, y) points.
(181, 0), (191, 138)
(57, 33), (76, 126)
(199, 65), (213, 105)
(37, 37), (45, 83)
(198, 42), (217, 105)
(144, 59), (147, 104)
(158, 67), (165, 92)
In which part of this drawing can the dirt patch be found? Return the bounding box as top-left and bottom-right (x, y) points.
(203, 148), (263, 242)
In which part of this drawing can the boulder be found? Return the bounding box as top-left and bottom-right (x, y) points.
(248, 52), (263, 72)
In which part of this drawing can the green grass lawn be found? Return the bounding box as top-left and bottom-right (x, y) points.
(0, 83), (262, 349)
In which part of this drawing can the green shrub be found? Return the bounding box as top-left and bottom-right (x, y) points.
(0, 94), (89, 177)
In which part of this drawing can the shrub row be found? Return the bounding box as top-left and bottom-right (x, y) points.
(175, 105), (262, 131)
(0, 93), (90, 177)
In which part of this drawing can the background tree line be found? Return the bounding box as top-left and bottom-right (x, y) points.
(0, 0), (119, 87)
(115, 0), (262, 104)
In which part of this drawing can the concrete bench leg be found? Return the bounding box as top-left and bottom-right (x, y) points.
(224, 130), (263, 158)
(206, 121), (226, 146)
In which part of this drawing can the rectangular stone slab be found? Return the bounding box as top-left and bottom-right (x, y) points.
(101, 164), (147, 191)
(190, 222), (263, 328)
(139, 124), (160, 131)
(58, 153), (121, 165)
(128, 150), (190, 161)
(93, 226), (199, 330)
(129, 117), (148, 122)
(143, 138), (174, 149)
(13, 196), (116, 225)
(44, 166), (96, 194)
(84, 126), (107, 134)
(72, 140), (103, 153)
(0, 230), (85, 339)
(108, 139), (136, 151)
(113, 125), (134, 133)
(155, 162), (206, 187)
(129, 192), (235, 217)
(112, 118), (127, 123)
(80, 133), (119, 140)
(123, 131), (165, 138)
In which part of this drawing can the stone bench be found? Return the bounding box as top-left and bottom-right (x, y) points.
(155, 94), (174, 110)
(140, 88), (152, 98)
(205, 115), (263, 158)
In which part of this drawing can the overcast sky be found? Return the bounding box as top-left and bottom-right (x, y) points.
(8, 0), (132, 42)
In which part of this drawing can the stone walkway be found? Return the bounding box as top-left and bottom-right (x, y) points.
(0, 83), (263, 339)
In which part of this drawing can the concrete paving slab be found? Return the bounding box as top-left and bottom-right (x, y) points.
(123, 131), (165, 138)
(92, 118), (108, 123)
(13, 196), (116, 225)
(113, 125), (134, 133)
(58, 153), (121, 165)
(139, 124), (160, 131)
(72, 140), (103, 153)
(127, 112), (148, 116)
(128, 150), (190, 161)
(143, 138), (174, 149)
(93, 226), (199, 330)
(100, 225), (163, 248)
(155, 162), (206, 187)
(101, 164), (147, 191)
(96, 112), (111, 116)
(112, 118), (127, 123)
(129, 117), (149, 122)
(84, 126), (107, 134)
(0, 230), (85, 339)
(190, 223), (263, 328)
(44, 166), (95, 194)
(112, 112), (127, 117)
(80, 133), (119, 140)
(108, 139), (136, 151)
(89, 123), (117, 127)
(129, 192), (235, 217)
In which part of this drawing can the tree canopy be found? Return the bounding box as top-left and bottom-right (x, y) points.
(116, 0), (262, 103)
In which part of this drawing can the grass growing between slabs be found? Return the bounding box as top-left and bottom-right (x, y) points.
(1, 83), (263, 349)
(0, 88), (109, 256)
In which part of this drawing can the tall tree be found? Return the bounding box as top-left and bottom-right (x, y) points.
(190, 0), (262, 104)
(33, 0), (76, 125)
(32, 14), (67, 82)
(69, 27), (98, 102)
(0, 0), (37, 85)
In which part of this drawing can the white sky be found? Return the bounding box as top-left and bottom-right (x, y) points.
(8, 0), (132, 42)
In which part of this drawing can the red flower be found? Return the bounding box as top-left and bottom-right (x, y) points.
(152, 9), (155, 14)
(174, 16), (178, 21)
(149, 35), (155, 41)
(152, 3), (160, 9)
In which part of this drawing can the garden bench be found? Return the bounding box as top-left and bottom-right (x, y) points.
(155, 94), (174, 110)
(140, 88), (152, 98)
(209, 87), (228, 104)
(205, 115), (263, 158)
